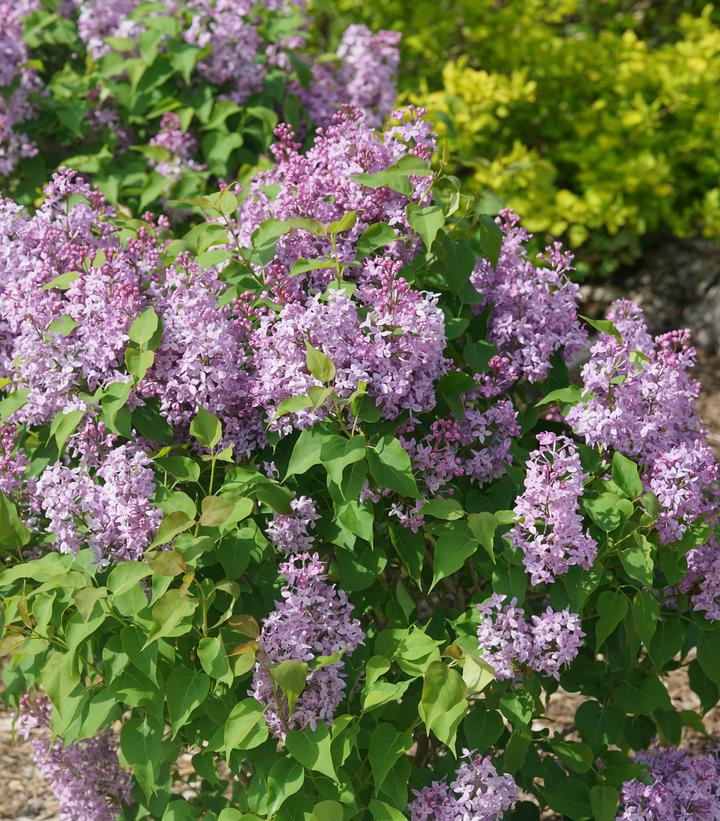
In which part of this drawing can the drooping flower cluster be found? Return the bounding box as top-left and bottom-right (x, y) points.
(140, 255), (263, 457)
(400, 400), (519, 494)
(266, 495), (319, 554)
(234, 106), (436, 290)
(0, 421), (29, 497)
(408, 750), (518, 821)
(300, 25), (401, 128)
(148, 111), (205, 187)
(471, 210), (587, 391)
(476, 594), (584, 680)
(510, 432), (597, 585)
(17, 692), (133, 821)
(35, 443), (161, 565)
(251, 274), (447, 432)
(618, 744), (720, 820)
(251, 552), (364, 737)
(0, 0), (41, 176)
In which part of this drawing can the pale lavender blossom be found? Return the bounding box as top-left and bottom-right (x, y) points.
(266, 495), (319, 554)
(477, 594), (584, 680)
(251, 552), (364, 738)
(618, 744), (720, 820)
(510, 432), (597, 585)
(73, 0), (146, 58)
(0, 421), (28, 497)
(148, 111), (205, 186)
(300, 25), (400, 128)
(680, 535), (720, 622)
(408, 750), (517, 821)
(471, 210), (587, 390)
(18, 693), (133, 821)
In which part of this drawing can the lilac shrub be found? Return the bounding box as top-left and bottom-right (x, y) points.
(0, 110), (719, 821)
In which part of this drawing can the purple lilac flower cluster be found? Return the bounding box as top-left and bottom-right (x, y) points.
(18, 693), (133, 821)
(510, 432), (597, 585)
(679, 534), (720, 622)
(618, 744), (720, 820)
(0, 421), (29, 497)
(266, 495), (319, 554)
(400, 400), (519, 494)
(148, 112), (206, 188)
(234, 106), (436, 290)
(476, 593), (584, 680)
(471, 210), (587, 392)
(250, 271), (447, 432)
(0, 169), (148, 424)
(300, 25), (401, 128)
(408, 750), (517, 821)
(35, 443), (161, 565)
(251, 552), (364, 737)
(0, 0), (41, 176)
(73, 0), (146, 58)
(141, 254), (263, 457)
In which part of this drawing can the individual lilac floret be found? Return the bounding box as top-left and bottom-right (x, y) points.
(645, 442), (719, 544)
(400, 400), (519, 494)
(251, 276), (447, 432)
(477, 594), (584, 680)
(148, 111), (205, 188)
(566, 300), (705, 464)
(0, 0), (41, 177)
(17, 692), (133, 821)
(251, 552), (364, 738)
(470, 210), (587, 391)
(266, 495), (319, 554)
(234, 106), (436, 292)
(141, 254), (264, 457)
(618, 744), (720, 820)
(408, 750), (517, 821)
(35, 444), (161, 565)
(301, 25), (401, 128)
(510, 432), (597, 585)
(679, 535), (720, 621)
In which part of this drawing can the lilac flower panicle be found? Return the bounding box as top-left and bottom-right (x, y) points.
(618, 744), (720, 820)
(679, 534), (720, 622)
(266, 495), (319, 554)
(251, 553), (364, 737)
(0, 421), (28, 496)
(148, 111), (205, 187)
(476, 594), (584, 680)
(510, 432), (597, 585)
(18, 693), (133, 821)
(471, 210), (587, 391)
(300, 25), (400, 128)
(35, 444), (162, 565)
(408, 750), (517, 821)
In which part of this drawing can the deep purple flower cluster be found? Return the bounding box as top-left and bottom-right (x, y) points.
(618, 744), (720, 820)
(510, 432), (597, 585)
(251, 552), (364, 737)
(234, 106), (436, 290)
(300, 25), (401, 128)
(408, 750), (517, 821)
(471, 210), (587, 391)
(477, 594), (584, 680)
(266, 495), (319, 554)
(0, 0), (41, 176)
(400, 400), (519, 494)
(18, 693), (133, 821)
(35, 443), (161, 565)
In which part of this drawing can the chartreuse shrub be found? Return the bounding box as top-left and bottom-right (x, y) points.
(330, 0), (720, 272)
(0, 0), (400, 210)
(1, 108), (720, 820)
